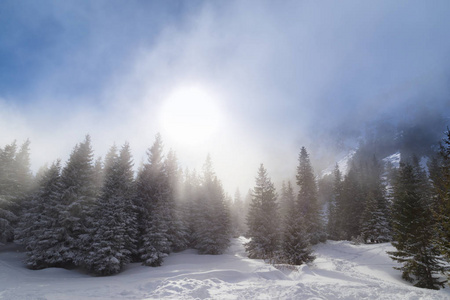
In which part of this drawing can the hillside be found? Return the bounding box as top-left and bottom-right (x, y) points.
(1, 238), (449, 299)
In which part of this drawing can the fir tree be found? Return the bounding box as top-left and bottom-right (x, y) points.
(360, 156), (391, 243)
(388, 161), (445, 289)
(327, 165), (341, 240)
(0, 142), (18, 244)
(193, 155), (231, 254)
(179, 168), (199, 247)
(58, 135), (97, 267)
(15, 161), (65, 269)
(337, 163), (365, 240)
(0, 140), (33, 245)
(280, 180), (314, 265)
(135, 134), (171, 266)
(246, 164), (280, 260)
(85, 143), (137, 275)
(279, 181), (291, 220)
(429, 128), (450, 281)
(296, 147), (325, 244)
(230, 188), (247, 238)
(164, 150), (188, 252)
(92, 156), (104, 195)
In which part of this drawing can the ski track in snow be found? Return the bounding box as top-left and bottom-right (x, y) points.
(0, 238), (449, 300)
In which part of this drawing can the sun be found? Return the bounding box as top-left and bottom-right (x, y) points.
(159, 85), (222, 145)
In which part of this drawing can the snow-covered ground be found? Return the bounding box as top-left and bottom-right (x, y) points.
(1, 238), (449, 300)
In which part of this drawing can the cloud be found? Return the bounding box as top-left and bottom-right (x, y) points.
(1, 0), (450, 193)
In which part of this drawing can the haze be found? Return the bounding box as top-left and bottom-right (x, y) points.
(1, 0), (449, 193)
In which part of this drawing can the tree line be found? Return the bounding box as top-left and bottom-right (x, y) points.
(1, 134), (231, 275)
(0, 129), (449, 289)
(240, 130), (450, 290)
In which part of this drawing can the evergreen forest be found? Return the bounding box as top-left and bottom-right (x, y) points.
(1, 128), (449, 290)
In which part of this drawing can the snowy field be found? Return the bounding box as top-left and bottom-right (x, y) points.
(1, 237), (449, 300)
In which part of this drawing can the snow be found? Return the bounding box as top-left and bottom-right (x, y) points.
(1, 238), (449, 299)
(383, 151), (401, 168)
(321, 150), (356, 177)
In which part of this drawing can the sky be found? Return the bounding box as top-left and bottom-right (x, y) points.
(1, 0), (450, 194)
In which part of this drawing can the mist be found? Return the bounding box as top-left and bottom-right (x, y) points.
(1, 0), (450, 193)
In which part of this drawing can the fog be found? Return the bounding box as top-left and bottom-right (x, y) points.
(1, 0), (450, 193)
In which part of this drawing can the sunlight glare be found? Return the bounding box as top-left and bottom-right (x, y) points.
(159, 85), (222, 145)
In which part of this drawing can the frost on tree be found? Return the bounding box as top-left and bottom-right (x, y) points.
(0, 140), (33, 245)
(58, 135), (98, 267)
(246, 164), (280, 260)
(360, 157), (391, 243)
(280, 180), (314, 265)
(429, 128), (450, 282)
(192, 155), (231, 255)
(15, 161), (65, 269)
(135, 134), (170, 266)
(326, 165), (342, 240)
(296, 147), (325, 245)
(135, 134), (187, 266)
(85, 143), (137, 275)
(230, 188), (247, 238)
(388, 161), (445, 290)
(163, 150), (189, 252)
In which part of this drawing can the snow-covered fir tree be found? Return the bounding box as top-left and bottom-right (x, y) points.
(135, 134), (172, 266)
(279, 181), (291, 220)
(388, 160), (446, 289)
(230, 188), (247, 238)
(246, 164), (280, 260)
(179, 168), (200, 247)
(335, 162), (365, 240)
(163, 150), (188, 252)
(15, 161), (64, 269)
(429, 129), (450, 282)
(92, 156), (104, 193)
(58, 135), (98, 267)
(0, 142), (19, 245)
(296, 147), (325, 245)
(85, 143), (137, 275)
(326, 165), (341, 240)
(360, 156), (391, 243)
(0, 140), (33, 245)
(280, 180), (314, 265)
(193, 155), (231, 254)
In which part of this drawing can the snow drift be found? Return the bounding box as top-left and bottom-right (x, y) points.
(0, 237), (449, 299)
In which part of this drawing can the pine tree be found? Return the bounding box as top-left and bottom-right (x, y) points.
(246, 164), (280, 260)
(164, 150), (188, 252)
(360, 156), (390, 243)
(135, 134), (171, 266)
(0, 142), (18, 244)
(296, 147), (325, 244)
(0, 140), (33, 245)
(15, 161), (65, 269)
(179, 168), (199, 247)
(280, 180), (314, 265)
(14, 139), (33, 198)
(85, 143), (137, 275)
(279, 182), (291, 220)
(58, 135), (97, 267)
(429, 128), (450, 281)
(230, 188), (247, 238)
(193, 155), (231, 254)
(338, 163), (365, 240)
(327, 165), (341, 240)
(92, 156), (104, 194)
(388, 161), (445, 289)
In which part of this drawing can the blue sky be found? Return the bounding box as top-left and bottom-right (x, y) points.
(1, 0), (450, 192)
